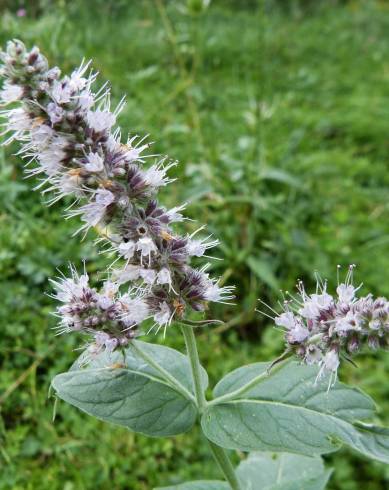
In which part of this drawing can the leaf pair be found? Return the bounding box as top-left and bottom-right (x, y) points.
(52, 340), (389, 488)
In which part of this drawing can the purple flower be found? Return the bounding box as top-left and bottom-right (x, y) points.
(265, 266), (389, 384)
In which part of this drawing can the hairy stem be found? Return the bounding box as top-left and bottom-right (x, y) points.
(180, 325), (242, 490)
(180, 325), (206, 412)
(208, 358), (290, 406)
(208, 441), (242, 490)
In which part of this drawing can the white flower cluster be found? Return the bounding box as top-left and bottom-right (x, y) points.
(271, 266), (389, 384)
(51, 265), (149, 356)
(0, 40), (233, 354)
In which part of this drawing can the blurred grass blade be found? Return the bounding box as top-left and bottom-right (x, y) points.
(246, 256), (279, 291)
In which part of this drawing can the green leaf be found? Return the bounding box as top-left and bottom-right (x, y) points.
(155, 482), (229, 490)
(52, 341), (207, 437)
(155, 453), (331, 490)
(202, 361), (389, 463)
(246, 256), (279, 291)
(236, 452), (332, 490)
(260, 168), (302, 188)
(270, 474), (332, 490)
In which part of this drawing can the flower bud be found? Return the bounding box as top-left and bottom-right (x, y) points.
(295, 345), (306, 358)
(347, 336), (360, 354)
(368, 335), (379, 351)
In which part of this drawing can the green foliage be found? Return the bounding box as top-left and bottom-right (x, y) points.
(202, 361), (389, 461)
(235, 452), (332, 490)
(52, 342), (208, 437)
(1, 0), (389, 489)
(156, 482), (229, 490)
(156, 452), (332, 489)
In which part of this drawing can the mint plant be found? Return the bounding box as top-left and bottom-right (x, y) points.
(1, 40), (388, 490)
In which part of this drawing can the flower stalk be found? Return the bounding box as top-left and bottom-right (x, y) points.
(180, 324), (242, 490)
(208, 357), (290, 407)
(208, 441), (242, 490)
(180, 324), (207, 413)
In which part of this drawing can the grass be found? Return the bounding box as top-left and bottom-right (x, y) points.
(1, 0), (389, 488)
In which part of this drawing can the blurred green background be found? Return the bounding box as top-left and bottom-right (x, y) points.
(0, 0), (389, 488)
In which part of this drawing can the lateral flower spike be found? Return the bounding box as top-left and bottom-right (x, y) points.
(261, 265), (389, 386)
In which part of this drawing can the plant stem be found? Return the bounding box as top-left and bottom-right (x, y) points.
(209, 358), (290, 406)
(180, 325), (206, 412)
(180, 325), (242, 490)
(129, 341), (195, 404)
(208, 440), (242, 490)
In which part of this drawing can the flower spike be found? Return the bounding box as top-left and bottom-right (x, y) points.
(0, 40), (233, 356)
